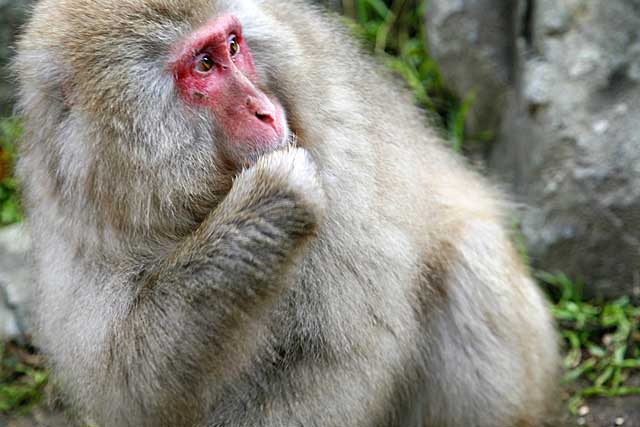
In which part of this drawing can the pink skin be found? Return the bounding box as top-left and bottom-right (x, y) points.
(171, 15), (287, 163)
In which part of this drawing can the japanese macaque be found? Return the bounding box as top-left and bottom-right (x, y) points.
(14, 0), (559, 426)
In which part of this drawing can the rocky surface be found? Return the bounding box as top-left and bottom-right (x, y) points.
(426, 0), (640, 298)
(0, 0), (33, 115)
(0, 224), (33, 340)
(424, 0), (515, 137)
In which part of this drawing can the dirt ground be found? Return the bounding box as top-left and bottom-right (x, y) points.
(0, 409), (72, 427)
(562, 395), (640, 427)
(2, 397), (640, 427)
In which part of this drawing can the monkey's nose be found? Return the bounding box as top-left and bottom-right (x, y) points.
(246, 96), (276, 129)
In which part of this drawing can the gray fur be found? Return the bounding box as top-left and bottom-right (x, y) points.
(14, 0), (559, 426)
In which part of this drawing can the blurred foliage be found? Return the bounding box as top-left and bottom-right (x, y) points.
(336, 0), (468, 151)
(0, 342), (48, 414)
(540, 272), (640, 412)
(0, 118), (22, 226)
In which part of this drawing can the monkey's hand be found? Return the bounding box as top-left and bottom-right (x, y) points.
(152, 146), (325, 299)
(228, 146), (326, 239)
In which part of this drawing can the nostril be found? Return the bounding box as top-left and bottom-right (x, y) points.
(246, 95), (277, 129)
(255, 111), (274, 125)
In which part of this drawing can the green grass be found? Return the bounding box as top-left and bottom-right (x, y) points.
(539, 272), (640, 413)
(337, 0), (469, 152)
(0, 342), (48, 415)
(0, 117), (22, 226)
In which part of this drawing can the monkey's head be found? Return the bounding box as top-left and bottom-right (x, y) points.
(169, 13), (288, 165)
(15, 0), (304, 234)
(28, 0), (291, 166)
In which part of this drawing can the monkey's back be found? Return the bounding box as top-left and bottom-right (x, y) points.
(255, 3), (560, 425)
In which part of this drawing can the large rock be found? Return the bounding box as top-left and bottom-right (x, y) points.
(0, 224), (33, 340)
(426, 0), (640, 298)
(424, 0), (516, 137)
(0, 0), (34, 116)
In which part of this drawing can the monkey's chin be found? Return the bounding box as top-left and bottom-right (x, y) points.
(257, 126), (293, 156)
(226, 126), (292, 170)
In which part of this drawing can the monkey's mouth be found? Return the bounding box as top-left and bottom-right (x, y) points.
(222, 117), (292, 169)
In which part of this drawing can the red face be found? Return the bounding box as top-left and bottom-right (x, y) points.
(171, 15), (287, 165)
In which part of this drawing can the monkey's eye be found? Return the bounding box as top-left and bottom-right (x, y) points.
(229, 35), (240, 57)
(195, 55), (214, 73)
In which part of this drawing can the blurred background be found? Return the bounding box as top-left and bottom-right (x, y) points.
(1, 0), (639, 425)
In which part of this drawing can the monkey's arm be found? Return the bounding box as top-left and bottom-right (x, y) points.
(81, 148), (323, 426)
(140, 147), (323, 314)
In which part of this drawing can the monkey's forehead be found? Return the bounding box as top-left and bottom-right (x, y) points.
(25, 0), (235, 52)
(23, 0), (274, 66)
